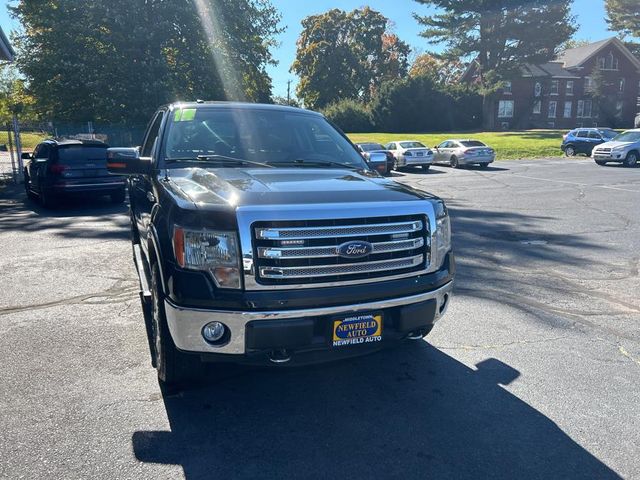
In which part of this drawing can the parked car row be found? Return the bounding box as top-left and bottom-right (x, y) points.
(560, 127), (640, 167)
(356, 138), (496, 173)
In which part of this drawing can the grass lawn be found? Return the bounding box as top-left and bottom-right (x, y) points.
(0, 131), (49, 151)
(348, 130), (567, 161)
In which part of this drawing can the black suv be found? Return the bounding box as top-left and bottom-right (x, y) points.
(23, 139), (126, 207)
(561, 128), (618, 157)
(107, 102), (454, 389)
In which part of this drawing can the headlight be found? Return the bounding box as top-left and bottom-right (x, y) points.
(173, 227), (241, 289)
(433, 201), (451, 269)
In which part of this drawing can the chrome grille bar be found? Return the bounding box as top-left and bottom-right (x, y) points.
(259, 254), (424, 279)
(256, 220), (423, 240)
(257, 237), (425, 259)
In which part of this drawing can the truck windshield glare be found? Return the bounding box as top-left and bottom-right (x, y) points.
(164, 108), (367, 169)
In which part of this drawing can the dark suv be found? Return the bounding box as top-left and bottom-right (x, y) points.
(23, 139), (126, 207)
(107, 102), (454, 390)
(561, 128), (618, 157)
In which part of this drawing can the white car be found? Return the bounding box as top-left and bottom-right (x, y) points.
(385, 140), (434, 170)
(592, 129), (640, 167)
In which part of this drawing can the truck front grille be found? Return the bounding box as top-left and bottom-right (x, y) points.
(252, 215), (429, 286)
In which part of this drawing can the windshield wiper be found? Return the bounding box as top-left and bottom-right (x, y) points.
(272, 159), (363, 170)
(165, 155), (274, 168)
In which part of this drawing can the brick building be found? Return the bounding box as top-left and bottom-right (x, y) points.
(461, 38), (640, 130)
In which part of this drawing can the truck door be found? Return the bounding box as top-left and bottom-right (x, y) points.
(131, 110), (165, 249)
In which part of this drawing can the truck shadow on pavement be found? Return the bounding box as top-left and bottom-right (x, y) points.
(132, 343), (619, 479)
(0, 186), (129, 240)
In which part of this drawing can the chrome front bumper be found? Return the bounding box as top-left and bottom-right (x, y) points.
(164, 281), (453, 355)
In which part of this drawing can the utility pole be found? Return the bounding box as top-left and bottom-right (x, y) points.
(286, 80), (292, 106)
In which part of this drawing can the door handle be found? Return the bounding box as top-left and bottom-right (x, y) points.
(147, 191), (156, 203)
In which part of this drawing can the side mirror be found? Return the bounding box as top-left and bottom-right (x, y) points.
(434, 145), (439, 149)
(367, 152), (388, 175)
(21, 152), (32, 160)
(107, 147), (150, 175)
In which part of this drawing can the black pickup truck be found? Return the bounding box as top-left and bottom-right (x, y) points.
(108, 102), (454, 389)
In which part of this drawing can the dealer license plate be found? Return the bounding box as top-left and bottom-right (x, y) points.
(332, 313), (383, 347)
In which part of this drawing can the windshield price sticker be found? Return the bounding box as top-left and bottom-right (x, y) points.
(174, 108), (197, 122)
(333, 314), (382, 347)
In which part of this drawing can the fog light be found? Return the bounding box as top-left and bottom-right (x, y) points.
(203, 321), (226, 343)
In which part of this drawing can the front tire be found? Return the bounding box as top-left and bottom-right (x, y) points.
(624, 151), (638, 168)
(150, 262), (202, 392)
(564, 145), (576, 157)
(595, 160), (607, 166)
(450, 156), (459, 168)
(421, 164), (430, 171)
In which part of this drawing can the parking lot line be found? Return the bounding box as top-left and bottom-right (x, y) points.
(508, 173), (640, 193)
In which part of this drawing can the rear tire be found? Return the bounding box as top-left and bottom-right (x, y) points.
(624, 151), (638, 168)
(478, 163), (489, 169)
(450, 156), (459, 168)
(150, 262), (202, 392)
(110, 189), (126, 204)
(39, 187), (57, 209)
(564, 145), (576, 157)
(421, 164), (430, 171)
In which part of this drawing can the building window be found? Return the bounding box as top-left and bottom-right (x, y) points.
(563, 101), (572, 118)
(577, 99), (593, 118)
(548, 101), (557, 118)
(566, 81), (574, 95)
(498, 100), (514, 118)
(550, 80), (559, 95)
(598, 52), (619, 70)
(619, 78), (625, 92)
(584, 77), (595, 92)
(533, 100), (542, 114)
(534, 82), (542, 97)
(503, 81), (512, 94)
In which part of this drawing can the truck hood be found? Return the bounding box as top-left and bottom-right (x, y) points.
(165, 167), (434, 208)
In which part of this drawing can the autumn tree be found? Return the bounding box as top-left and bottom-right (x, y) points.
(10, 0), (283, 125)
(409, 53), (465, 85)
(292, 7), (410, 109)
(414, 0), (575, 129)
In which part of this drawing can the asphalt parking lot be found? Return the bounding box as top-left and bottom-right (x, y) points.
(0, 158), (638, 479)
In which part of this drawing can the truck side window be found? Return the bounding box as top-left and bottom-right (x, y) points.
(141, 112), (164, 158)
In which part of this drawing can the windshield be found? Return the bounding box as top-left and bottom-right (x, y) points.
(164, 108), (367, 169)
(399, 141), (426, 149)
(612, 131), (640, 143)
(359, 143), (384, 151)
(599, 129), (618, 139)
(57, 146), (108, 163)
(460, 140), (486, 147)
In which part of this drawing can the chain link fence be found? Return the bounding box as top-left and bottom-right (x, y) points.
(0, 121), (146, 184)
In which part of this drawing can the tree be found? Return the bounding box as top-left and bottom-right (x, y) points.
(414, 0), (576, 129)
(0, 64), (38, 125)
(292, 7), (410, 110)
(605, 0), (640, 56)
(10, 0), (283, 125)
(409, 53), (465, 85)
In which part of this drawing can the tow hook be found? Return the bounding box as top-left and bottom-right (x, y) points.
(268, 349), (292, 364)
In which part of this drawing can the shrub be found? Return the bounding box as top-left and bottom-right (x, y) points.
(322, 99), (373, 133)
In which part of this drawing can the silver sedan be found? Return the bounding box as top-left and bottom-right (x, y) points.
(433, 139), (496, 168)
(385, 140), (434, 170)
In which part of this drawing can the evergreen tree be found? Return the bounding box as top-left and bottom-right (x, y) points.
(414, 0), (575, 129)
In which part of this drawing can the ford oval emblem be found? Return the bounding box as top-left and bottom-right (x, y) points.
(337, 240), (373, 259)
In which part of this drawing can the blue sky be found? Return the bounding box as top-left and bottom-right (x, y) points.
(1, 0), (611, 97)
